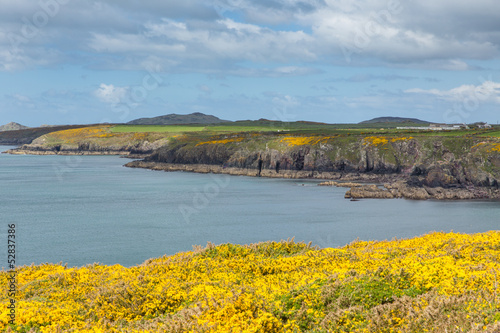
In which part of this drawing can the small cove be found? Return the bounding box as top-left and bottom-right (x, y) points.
(1, 146), (499, 267)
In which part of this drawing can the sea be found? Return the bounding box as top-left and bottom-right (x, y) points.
(1, 145), (499, 268)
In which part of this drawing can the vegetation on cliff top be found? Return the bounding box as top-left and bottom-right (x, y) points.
(11, 121), (500, 151)
(2, 232), (500, 332)
(32, 125), (172, 149)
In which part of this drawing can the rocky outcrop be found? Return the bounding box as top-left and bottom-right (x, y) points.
(6, 139), (167, 157)
(125, 160), (401, 181)
(318, 181), (363, 188)
(345, 185), (396, 199)
(345, 181), (500, 200)
(148, 138), (500, 187)
(136, 136), (500, 200)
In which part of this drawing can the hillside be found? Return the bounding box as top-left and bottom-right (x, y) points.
(127, 112), (230, 125)
(0, 124), (94, 145)
(2, 232), (500, 332)
(0, 122), (29, 131)
(360, 117), (430, 124)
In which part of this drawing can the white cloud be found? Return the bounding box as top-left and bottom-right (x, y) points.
(0, 0), (499, 72)
(405, 81), (500, 104)
(139, 18), (315, 64)
(198, 85), (212, 94)
(94, 84), (129, 104)
(12, 94), (31, 102)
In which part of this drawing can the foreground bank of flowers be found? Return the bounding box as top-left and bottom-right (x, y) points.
(2, 232), (500, 332)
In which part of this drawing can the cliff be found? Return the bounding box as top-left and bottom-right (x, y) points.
(126, 133), (500, 199)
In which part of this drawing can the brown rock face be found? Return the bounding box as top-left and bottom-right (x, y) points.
(345, 185), (395, 199)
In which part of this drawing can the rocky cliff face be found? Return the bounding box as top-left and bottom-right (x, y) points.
(146, 136), (500, 189)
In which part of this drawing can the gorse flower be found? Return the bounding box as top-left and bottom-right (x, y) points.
(279, 136), (336, 146)
(363, 136), (414, 146)
(2, 232), (500, 332)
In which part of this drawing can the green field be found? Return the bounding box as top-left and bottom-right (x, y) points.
(111, 124), (291, 134)
(111, 123), (500, 140)
(111, 121), (427, 135)
(483, 130), (500, 137)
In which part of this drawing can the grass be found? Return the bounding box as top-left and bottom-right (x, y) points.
(111, 124), (293, 134)
(482, 130), (500, 137)
(111, 123), (500, 138)
(111, 125), (210, 133)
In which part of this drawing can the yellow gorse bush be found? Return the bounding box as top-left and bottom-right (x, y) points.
(196, 137), (245, 146)
(279, 136), (336, 147)
(363, 136), (413, 146)
(2, 232), (500, 332)
(488, 143), (500, 152)
(46, 126), (115, 143)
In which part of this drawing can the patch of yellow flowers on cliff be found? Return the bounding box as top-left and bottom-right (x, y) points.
(279, 136), (336, 147)
(470, 141), (500, 153)
(488, 143), (500, 152)
(2, 232), (500, 332)
(363, 136), (414, 146)
(46, 126), (116, 143)
(196, 137), (245, 146)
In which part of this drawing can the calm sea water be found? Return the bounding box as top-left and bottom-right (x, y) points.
(1, 145), (499, 268)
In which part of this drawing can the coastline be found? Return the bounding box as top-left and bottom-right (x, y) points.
(124, 160), (400, 181)
(6, 143), (500, 201)
(125, 160), (500, 200)
(5, 149), (131, 156)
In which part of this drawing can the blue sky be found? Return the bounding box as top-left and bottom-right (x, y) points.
(1, 0), (500, 127)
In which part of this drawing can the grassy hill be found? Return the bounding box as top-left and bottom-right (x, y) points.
(359, 117), (430, 125)
(127, 112), (230, 125)
(2, 232), (500, 332)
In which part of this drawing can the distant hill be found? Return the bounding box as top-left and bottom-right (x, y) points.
(127, 112), (230, 125)
(0, 122), (29, 131)
(360, 117), (430, 124)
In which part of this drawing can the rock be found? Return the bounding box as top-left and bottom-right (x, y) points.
(345, 184), (395, 199)
(318, 181), (362, 187)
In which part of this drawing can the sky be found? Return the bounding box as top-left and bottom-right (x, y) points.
(1, 0), (500, 127)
